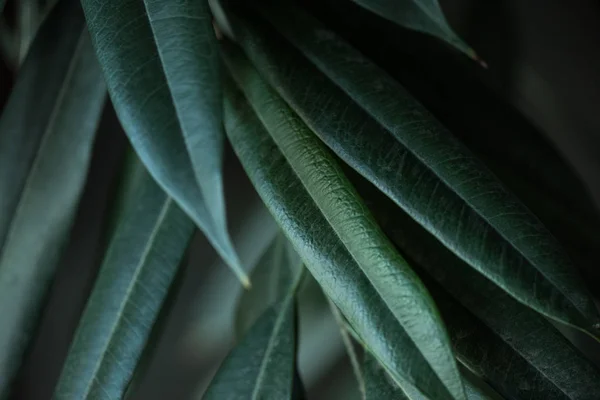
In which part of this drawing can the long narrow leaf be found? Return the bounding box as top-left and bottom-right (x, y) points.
(0, 0), (105, 394)
(235, 233), (301, 337)
(203, 261), (304, 399)
(349, 0), (474, 58)
(222, 68), (463, 400)
(80, 0), (247, 285)
(352, 173), (600, 399)
(230, 5), (600, 335)
(54, 153), (195, 399)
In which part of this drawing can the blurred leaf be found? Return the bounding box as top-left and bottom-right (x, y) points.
(349, 0), (474, 58)
(232, 4), (600, 336)
(80, 0), (247, 285)
(0, 0), (105, 394)
(351, 172), (600, 399)
(222, 64), (463, 400)
(235, 232), (301, 337)
(203, 264), (304, 399)
(54, 152), (195, 400)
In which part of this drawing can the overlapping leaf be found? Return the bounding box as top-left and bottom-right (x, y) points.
(352, 173), (600, 399)
(349, 0), (474, 57)
(235, 233), (301, 337)
(0, 0), (105, 394)
(222, 59), (464, 400)
(54, 152), (194, 400)
(80, 0), (246, 285)
(227, 4), (600, 336)
(203, 239), (303, 400)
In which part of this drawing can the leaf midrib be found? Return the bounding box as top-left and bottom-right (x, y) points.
(78, 197), (172, 399)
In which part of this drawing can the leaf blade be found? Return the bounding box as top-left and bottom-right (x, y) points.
(53, 153), (195, 400)
(0, 0), (105, 393)
(222, 65), (463, 400)
(233, 4), (600, 335)
(80, 0), (246, 285)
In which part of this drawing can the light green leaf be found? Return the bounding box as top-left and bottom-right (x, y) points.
(231, 5), (600, 336)
(349, 0), (475, 58)
(54, 152), (195, 400)
(222, 60), (464, 400)
(80, 0), (247, 285)
(352, 173), (600, 399)
(0, 0), (105, 394)
(235, 233), (301, 337)
(203, 265), (304, 399)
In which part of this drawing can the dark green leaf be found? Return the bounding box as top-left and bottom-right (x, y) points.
(0, 0), (105, 393)
(236, 233), (301, 337)
(229, 4), (600, 336)
(362, 353), (408, 399)
(203, 265), (304, 399)
(80, 0), (247, 285)
(222, 66), (463, 400)
(352, 172), (600, 399)
(54, 152), (195, 400)
(349, 0), (474, 58)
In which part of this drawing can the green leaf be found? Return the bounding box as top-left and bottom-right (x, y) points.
(352, 173), (600, 399)
(0, 0), (105, 394)
(228, 4), (600, 336)
(203, 265), (304, 399)
(222, 58), (464, 400)
(349, 0), (475, 58)
(362, 353), (409, 399)
(53, 152), (195, 400)
(235, 233), (301, 337)
(80, 0), (247, 285)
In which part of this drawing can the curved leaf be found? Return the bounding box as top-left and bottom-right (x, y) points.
(0, 0), (105, 394)
(229, 4), (600, 335)
(54, 152), (195, 399)
(222, 65), (463, 400)
(349, 0), (474, 58)
(352, 173), (600, 399)
(80, 0), (247, 285)
(203, 267), (303, 399)
(236, 233), (301, 337)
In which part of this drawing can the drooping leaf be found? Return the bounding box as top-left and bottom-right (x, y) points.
(79, 0), (247, 285)
(54, 152), (195, 400)
(203, 264), (304, 399)
(235, 232), (301, 337)
(351, 172), (600, 399)
(0, 0), (105, 393)
(222, 64), (464, 400)
(348, 0), (474, 58)
(228, 4), (600, 336)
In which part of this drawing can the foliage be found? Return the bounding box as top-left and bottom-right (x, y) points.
(0, 0), (599, 399)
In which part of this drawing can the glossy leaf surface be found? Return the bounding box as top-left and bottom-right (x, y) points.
(80, 0), (246, 285)
(0, 0), (105, 393)
(233, 5), (600, 335)
(54, 153), (194, 399)
(222, 68), (463, 400)
(350, 0), (473, 57)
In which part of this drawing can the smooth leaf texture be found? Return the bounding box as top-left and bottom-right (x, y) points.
(352, 173), (600, 399)
(54, 152), (194, 399)
(231, 5), (600, 335)
(236, 233), (301, 337)
(0, 0), (105, 394)
(203, 260), (303, 399)
(222, 67), (463, 400)
(80, 0), (247, 285)
(362, 352), (409, 400)
(349, 0), (474, 57)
